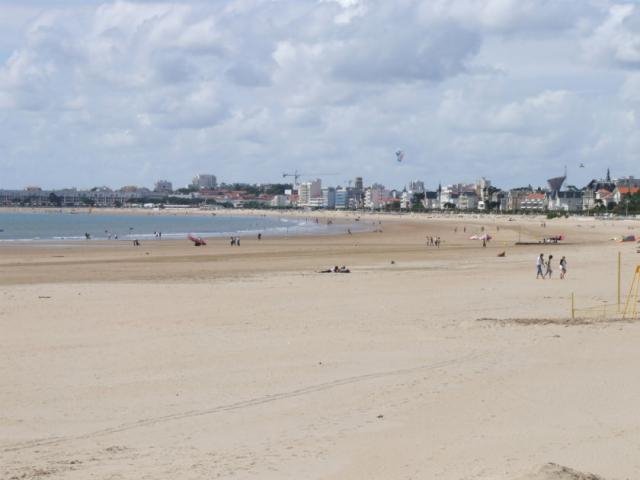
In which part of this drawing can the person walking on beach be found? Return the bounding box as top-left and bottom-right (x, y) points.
(536, 253), (545, 279)
(560, 256), (567, 279)
(545, 254), (554, 279)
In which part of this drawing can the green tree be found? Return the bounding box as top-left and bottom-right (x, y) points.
(384, 200), (401, 212)
(264, 183), (293, 195)
(614, 192), (640, 215)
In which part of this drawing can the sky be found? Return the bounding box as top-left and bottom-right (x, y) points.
(1, 0), (639, 190)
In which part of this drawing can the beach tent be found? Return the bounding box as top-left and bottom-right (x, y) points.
(188, 234), (207, 246)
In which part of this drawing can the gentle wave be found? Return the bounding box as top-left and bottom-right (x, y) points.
(0, 212), (356, 242)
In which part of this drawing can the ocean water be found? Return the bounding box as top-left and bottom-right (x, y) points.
(0, 211), (351, 242)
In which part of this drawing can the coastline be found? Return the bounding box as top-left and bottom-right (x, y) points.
(0, 208), (368, 244)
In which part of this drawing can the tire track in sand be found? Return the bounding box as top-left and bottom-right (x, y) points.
(3, 352), (485, 452)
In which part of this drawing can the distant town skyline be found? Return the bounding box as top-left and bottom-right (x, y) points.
(1, 1), (640, 189)
(1, 166), (635, 194)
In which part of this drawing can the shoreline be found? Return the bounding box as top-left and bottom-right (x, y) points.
(0, 209), (368, 244)
(1, 205), (638, 246)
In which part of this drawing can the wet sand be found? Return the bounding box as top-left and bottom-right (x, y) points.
(2, 214), (640, 479)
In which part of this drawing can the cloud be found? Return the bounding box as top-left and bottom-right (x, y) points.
(584, 3), (640, 68)
(621, 72), (640, 101)
(418, 0), (595, 34)
(225, 62), (271, 87)
(0, 0), (638, 189)
(330, 21), (480, 83)
(439, 88), (575, 134)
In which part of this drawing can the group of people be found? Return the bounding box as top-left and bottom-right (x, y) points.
(230, 236), (241, 246)
(536, 253), (568, 279)
(320, 265), (351, 273)
(153, 231), (162, 239)
(426, 236), (441, 247)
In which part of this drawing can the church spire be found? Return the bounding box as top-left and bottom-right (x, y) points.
(606, 168), (611, 182)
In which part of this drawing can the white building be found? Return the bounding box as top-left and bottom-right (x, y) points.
(458, 192), (479, 210)
(270, 194), (290, 208)
(613, 185), (640, 204)
(307, 197), (325, 208)
(335, 188), (349, 209)
(548, 191), (583, 212)
(192, 174), (217, 190)
(298, 179), (322, 207)
(365, 185), (386, 210)
(476, 177), (491, 200)
(400, 190), (412, 209)
(154, 180), (173, 193)
(520, 192), (547, 211)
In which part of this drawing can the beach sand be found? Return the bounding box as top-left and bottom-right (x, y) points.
(2, 214), (640, 479)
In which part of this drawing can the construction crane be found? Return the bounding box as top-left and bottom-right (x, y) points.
(282, 170), (303, 185)
(282, 171), (339, 185)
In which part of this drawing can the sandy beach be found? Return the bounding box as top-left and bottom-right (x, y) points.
(2, 213), (640, 479)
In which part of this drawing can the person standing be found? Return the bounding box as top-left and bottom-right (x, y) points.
(545, 254), (554, 279)
(536, 253), (545, 279)
(559, 256), (567, 279)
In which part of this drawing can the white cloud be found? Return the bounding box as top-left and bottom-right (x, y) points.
(418, 0), (593, 34)
(0, 0), (638, 189)
(621, 72), (640, 101)
(584, 3), (640, 67)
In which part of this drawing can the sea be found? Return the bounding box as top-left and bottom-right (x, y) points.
(0, 210), (354, 242)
